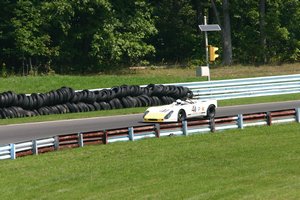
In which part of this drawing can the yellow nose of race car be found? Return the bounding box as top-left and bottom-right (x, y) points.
(143, 112), (166, 122)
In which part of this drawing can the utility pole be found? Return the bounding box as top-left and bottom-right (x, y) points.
(204, 16), (209, 80)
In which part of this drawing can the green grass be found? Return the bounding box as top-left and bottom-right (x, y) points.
(0, 74), (204, 94)
(0, 123), (299, 199)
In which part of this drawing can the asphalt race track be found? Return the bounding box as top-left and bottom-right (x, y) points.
(1, 100), (300, 145)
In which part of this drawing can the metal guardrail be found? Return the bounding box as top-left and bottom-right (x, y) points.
(24, 74), (300, 100)
(172, 74), (300, 100)
(1, 108), (300, 160)
(87, 74), (300, 100)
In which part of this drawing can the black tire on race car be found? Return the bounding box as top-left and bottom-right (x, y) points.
(177, 109), (186, 122)
(206, 105), (216, 119)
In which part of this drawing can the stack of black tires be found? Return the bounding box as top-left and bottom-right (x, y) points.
(0, 84), (193, 119)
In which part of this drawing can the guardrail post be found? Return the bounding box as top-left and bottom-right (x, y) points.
(128, 127), (134, 141)
(10, 144), (16, 160)
(78, 133), (84, 147)
(182, 120), (188, 136)
(296, 108), (300, 123)
(32, 140), (38, 155)
(266, 112), (272, 126)
(103, 130), (108, 144)
(209, 118), (215, 132)
(237, 114), (244, 129)
(54, 136), (59, 150)
(154, 124), (160, 138)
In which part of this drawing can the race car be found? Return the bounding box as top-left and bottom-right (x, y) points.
(143, 99), (217, 122)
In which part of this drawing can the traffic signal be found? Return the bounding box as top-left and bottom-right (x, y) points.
(209, 45), (219, 62)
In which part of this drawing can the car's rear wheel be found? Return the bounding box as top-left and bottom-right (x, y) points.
(206, 105), (216, 119)
(178, 110), (186, 122)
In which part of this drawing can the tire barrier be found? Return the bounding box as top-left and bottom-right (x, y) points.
(0, 84), (193, 119)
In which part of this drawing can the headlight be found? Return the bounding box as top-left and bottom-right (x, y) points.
(143, 111), (149, 118)
(164, 111), (174, 119)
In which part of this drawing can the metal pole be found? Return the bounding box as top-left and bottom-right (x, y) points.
(182, 120), (188, 136)
(128, 127), (134, 141)
(204, 16), (210, 81)
(237, 114), (244, 129)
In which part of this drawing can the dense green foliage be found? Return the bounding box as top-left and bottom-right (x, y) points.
(0, 123), (299, 199)
(0, 0), (157, 74)
(230, 0), (300, 63)
(0, 0), (299, 74)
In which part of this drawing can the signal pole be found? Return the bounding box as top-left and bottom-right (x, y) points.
(204, 16), (210, 81)
(198, 16), (221, 81)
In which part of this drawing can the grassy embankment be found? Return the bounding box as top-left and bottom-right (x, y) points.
(0, 123), (299, 199)
(0, 63), (300, 125)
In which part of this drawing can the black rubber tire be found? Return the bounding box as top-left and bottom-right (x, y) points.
(1, 94), (8, 108)
(4, 92), (12, 107)
(93, 102), (101, 111)
(98, 89), (108, 102)
(68, 87), (76, 101)
(99, 102), (111, 110)
(44, 93), (51, 106)
(137, 95), (148, 107)
(127, 96), (137, 107)
(76, 92), (83, 103)
(1, 108), (8, 118)
(0, 95), (5, 108)
(10, 107), (19, 118)
(151, 96), (161, 106)
(114, 98), (123, 109)
(121, 97), (131, 108)
(37, 107), (45, 115)
(59, 87), (68, 102)
(10, 91), (18, 106)
(135, 97), (142, 107)
(206, 105), (216, 119)
(142, 87), (152, 96)
(48, 91), (54, 105)
(86, 91), (96, 104)
(109, 99), (116, 109)
(151, 85), (162, 96)
(5, 108), (14, 118)
(87, 103), (95, 111)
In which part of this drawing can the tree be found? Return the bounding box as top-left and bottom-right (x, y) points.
(222, 0), (232, 65)
(91, 0), (157, 69)
(11, 1), (59, 74)
(150, 0), (200, 63)
(259, 0), (267, 64)
(43, 0), (156, 73)
(0, 1), (18, 71)
(266, 0), (300, 62)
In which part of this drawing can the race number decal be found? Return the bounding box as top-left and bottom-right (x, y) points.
(192, 106), (196, 112)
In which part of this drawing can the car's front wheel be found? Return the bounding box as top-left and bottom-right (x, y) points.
(178, 110), (186, 122)
(206, 105), (216, 119)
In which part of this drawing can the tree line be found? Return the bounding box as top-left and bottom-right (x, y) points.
(0, 0), (299, 75)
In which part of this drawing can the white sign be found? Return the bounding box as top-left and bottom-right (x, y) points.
(196, 66), (210, 77)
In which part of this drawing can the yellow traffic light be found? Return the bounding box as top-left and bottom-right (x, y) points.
(209, 45), (219, 62)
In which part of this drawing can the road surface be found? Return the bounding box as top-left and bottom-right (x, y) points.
(0, 100), (299, 145)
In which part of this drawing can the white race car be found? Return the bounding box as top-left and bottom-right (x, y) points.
(143, 99), (217, 122)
